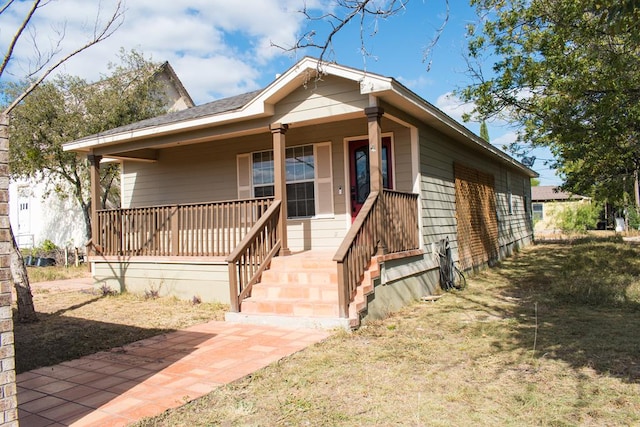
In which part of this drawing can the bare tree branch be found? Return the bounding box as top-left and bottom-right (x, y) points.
(271, 0), (411, 65)
(0, 0), (17, 16)
(422, 0), (449, 71)
(2, 0), (125, 115)
(0, 0), (41, 78)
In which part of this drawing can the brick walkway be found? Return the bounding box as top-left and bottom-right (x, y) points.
(17, 321), (330, 426)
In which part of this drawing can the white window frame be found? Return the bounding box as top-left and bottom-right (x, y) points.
(240, 142), (334, 219)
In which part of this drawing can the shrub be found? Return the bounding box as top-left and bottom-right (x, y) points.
(556, 202), (600, 234)
(40, 239), (58, 252)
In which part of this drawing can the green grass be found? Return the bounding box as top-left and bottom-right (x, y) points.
(134, 237), (640, 426)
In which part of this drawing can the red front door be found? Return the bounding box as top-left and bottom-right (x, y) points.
(348, 137), (393, 219)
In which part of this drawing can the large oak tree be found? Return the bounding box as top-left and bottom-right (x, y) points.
(1, 0), (124, 322)
(460, 0), (640, 206)
(7, 50), (169, 242)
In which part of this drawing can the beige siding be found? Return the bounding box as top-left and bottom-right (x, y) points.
(122, 133), (272, 207)
(92, 260), (230, 302)
(122, 117), (416, 251)
(273, 75), (368, 124)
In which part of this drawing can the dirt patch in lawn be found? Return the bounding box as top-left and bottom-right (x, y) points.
(14, 289), (228, 374)
(136, 237), (640, 426)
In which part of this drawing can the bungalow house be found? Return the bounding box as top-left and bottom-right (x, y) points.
(531, 185), (591, 236)
(63, 57), (536, 328)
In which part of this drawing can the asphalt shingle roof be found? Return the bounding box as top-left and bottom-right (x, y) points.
(531, 185), (588, 201)
(80, 89), (263, 140)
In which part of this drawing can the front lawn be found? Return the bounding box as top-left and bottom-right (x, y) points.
(136, 237), (640, 426)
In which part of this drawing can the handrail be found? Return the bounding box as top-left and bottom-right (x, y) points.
(333, 189), (420, 318)
(96, 196), (273, 213)
(226, 200), (281, 312)
(333, 191), (380, 318)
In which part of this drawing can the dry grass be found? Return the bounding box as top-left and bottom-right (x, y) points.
(135, 237), (640, 426)
(26, 265), (91, 283)
(14, 290), (228, 374)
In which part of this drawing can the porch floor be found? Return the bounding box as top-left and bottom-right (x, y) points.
(17, 320), (330, 426)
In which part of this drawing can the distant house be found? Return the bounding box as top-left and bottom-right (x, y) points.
(63, 57), (536, 328)
(531, 185), (591, 235)
(9, 62), (194, 249)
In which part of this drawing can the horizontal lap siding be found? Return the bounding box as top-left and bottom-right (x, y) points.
(122, 134), (272, 208)
(419, 127), (533, 265)
(273, 76), (368, 124)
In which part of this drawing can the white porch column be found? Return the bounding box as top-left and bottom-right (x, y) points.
(270, 123), (291, 256)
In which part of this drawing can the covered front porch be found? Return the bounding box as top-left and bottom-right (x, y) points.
(85, 105), (423, 326)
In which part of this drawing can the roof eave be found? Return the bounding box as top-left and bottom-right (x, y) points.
(370, 80), (538, 178)
(63, 98), (275, 153)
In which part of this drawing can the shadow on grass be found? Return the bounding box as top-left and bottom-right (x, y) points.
(14, 304), (174, 374)
(469, 236), (640, 383)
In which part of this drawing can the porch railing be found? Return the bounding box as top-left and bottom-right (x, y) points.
(94, 198), (273, 257)
(381, 189), (420, 253)
(333, 189), (419, 318)
(226, 201), (281, 312)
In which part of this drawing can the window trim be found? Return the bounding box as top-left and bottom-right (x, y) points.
(532, 202), (544, 221)
(242, 142), (334, 219)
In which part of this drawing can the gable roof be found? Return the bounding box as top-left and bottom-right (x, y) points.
(63, 57), (536, 177)
(531, 186), (589, 202)
(155, 62), (195, 109)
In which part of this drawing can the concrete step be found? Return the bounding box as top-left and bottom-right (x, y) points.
(250, 282), (339, 302)
(241, 299), (340, 317)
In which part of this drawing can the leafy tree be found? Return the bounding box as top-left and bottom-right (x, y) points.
(531, 178), (540, 187)
(8, 50), (169, 241)
(460, 0), (640, 208)
(1, 0), (124, 323)
(479, 120), (489, 142)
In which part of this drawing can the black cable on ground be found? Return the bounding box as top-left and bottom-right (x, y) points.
(438, 237), (466, 291)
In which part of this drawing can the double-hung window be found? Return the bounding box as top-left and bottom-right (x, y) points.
(248, 145), (319, 218)
(285, 145), (315, 217)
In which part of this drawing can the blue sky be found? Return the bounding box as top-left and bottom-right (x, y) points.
(0, 0), (560, 185)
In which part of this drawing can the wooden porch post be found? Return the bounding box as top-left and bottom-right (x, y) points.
(365, 106), (384, 193)
(87, 154), (102, 248)
(365, 106), (386, 255)
(270, 123), (290, 256)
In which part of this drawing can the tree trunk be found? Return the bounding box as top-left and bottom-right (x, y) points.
(1, 115), (38, 323)
(82, 201), (92, 242)
(10, 212), (37, 323)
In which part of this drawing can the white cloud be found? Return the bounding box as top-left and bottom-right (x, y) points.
(396, 75), (434, 91)
(491, 131), (518, 148)
(0, 0), (331, 103)
(434, 92), (475, 123)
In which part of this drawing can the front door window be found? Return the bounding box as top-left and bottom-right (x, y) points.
(348, 137), (392, 219)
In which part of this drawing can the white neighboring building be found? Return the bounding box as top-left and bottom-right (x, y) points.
(10, 180), (86, 248)
(9, 62), (194, 249)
